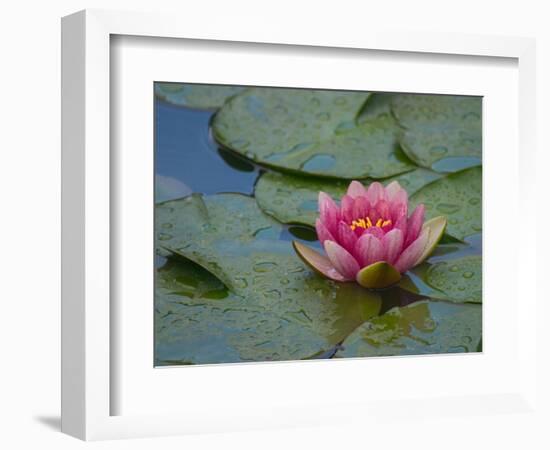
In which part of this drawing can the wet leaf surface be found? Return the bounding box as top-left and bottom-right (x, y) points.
(156, 193), (383, 363)
(155, 83), (246, 109)
(156, 258), (326, 365)
(391, 94), (482, 171)
(336, 300), (482, 358)
(410, 166), (482, 240)
(425, 255), (482, 303)
(213, 88), (416, 178)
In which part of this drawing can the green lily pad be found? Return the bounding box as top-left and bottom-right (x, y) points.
(156, 257), (325, 365)
(155, 83), (245, 109)
(255, 172), (347, 226)
(383, 167), (443, 195)
(391, 94), (482, 170)
(357, 92), (397, 124)
(213, 88), (415, 179)
(156, 193), (383, 362)
(392, 94), (482, 130)
(425, 255), (482, 304)
(335, 300), (482, 358)
(254, 168), (443, 227)
(410, 166), (482, 240)
(400, 128), (482, 172)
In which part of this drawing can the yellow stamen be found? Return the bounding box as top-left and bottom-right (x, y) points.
(349, 216), (392, 231)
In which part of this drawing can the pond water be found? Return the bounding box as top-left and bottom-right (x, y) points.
(155, 100), (322, 250)
(154, 96), (482, 365)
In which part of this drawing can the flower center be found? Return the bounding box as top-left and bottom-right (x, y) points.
(350, 216), (392, 231)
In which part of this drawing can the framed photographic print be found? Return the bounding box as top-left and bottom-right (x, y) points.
(153, 83), (482, 367)
(62, 9), (540, 442)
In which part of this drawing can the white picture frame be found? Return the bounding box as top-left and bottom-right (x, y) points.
(61, 9), (539, 441)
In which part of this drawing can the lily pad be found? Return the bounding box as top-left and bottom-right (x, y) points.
(156, 257), (325, 365)
(425, 255), (482, 303)
(155, 83), (245, 109)
(357, 92), (397, 124)
(383, 167), (443, 196)
(254, 168), (443, 227)
(156, 193), (383, 361)
(213, 88), (415, 178)
(410, 166), (482, 240)
(335, 300), (482, 358)
(391, 94), (482, 170)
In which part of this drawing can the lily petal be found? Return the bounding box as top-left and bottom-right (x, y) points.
(413, 216), (447, 266)
(353, 196), (369, 221)
(381, 228), (404, 264)
(318, 191), (340, 234)
(355, 234), (384, 267)
(389, 189), (408, 221)
(363, 226), (385, 240)
(315, 218), (335, 245)
(347, 180), (367, 198)
(405, 204), (425, 247)
(340, 194), (355, 224)
(325, 240), (360, 280)
(337, 220), (358, 253)
(356, 261), (401, 289)
(384, 181), (404, 201)
(393, 215), (408, 237)
(394, 228), (430, 273)
(366, 181), (385, 204)
(292, 241), (348, 281)
(374, 199), (390, 221)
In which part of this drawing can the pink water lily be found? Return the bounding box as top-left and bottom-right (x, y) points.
(293, 180), (446, 289)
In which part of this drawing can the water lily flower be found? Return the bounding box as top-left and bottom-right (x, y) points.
(293, 180), (446, 289)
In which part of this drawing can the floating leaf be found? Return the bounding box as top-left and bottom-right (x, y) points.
(255, 173), (347, 226)
(357, 92), (397, 124)
(254, 168), (443, 227)
(213, 88), (415, 178)
(425, 255), (482, 304)
(336, 300), (482, 358)
(391, 94), (482, 171)
(156, 193), (382, 362)
(155, 83), (245, 109)
(156, 258), (327, 365)
(383, 167), (443, 194)
(410, 166), (482, 240)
